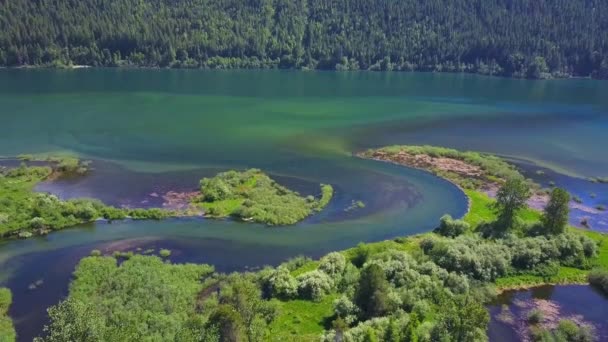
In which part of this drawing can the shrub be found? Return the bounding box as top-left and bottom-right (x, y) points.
(554, 320), (595, 342)
(30, 217), (46, 229)
(436, 214), (469, 237)
(588, 269), (608, 294)
(297, 270), (333, 301)
(159, 249), (171, 258)
(266, 266), (298, 299)
(333, 295), (360, 325)
(337, 263), (360, 293)
(319, 252), (346, 279)
(527, 309), (543, 324)
(429, 237), (511, 281)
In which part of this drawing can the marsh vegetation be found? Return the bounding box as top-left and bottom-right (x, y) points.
(194, 169), (333, 225)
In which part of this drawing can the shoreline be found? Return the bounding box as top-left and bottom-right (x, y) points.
(355, 152), (472, 218)
(1, 65), (602, 81)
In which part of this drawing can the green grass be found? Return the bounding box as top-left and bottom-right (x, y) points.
(290, 261), (320, 277)
(194, 169), (333, 225)
(268, 294), (337, 342)
(461, 189), (607, 289)
(0, 164), (172, 239)
(199, 198), (245, 217)
(314, 184), (334, 212)
(0, 288), (15, 342)
(463, 189), (540, 228)
(463, 190), (497, 227)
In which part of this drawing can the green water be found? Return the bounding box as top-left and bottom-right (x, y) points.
(1, 69), (608, 340)
(2, 69), (607, 176)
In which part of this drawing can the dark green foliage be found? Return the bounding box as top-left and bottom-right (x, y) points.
(493, 178), (532, 233)
(206, 305), (245, 342)
(351, 243), (370, 268)
(531, 319), (595, 342)
(212, 277), (277, 342)
(542, 188), (570, 235)
(36, 255), (215, 341)
(1, 0), (607, 78)
(431, 295), (489, 342)
(355, 264), (390, 319)
(588, 268), (608, 294)
(436, 214), (469, 238)
(0, 288), (16, 342)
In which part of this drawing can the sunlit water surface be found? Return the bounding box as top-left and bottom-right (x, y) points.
(1, 69), (607, 340)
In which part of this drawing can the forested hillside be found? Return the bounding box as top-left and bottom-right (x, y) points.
(1, 0), (608, 78)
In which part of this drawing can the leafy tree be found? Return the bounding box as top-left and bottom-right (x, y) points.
(493, 178), (531, 231)
(355, 264), (390, 319)
(541, 188), (570, 235)
(431, 295), (489, 342)
(1, 0), (607, 78)
(206, 305), (245, 342)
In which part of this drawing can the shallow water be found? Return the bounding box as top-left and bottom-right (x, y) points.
(1, 69), (608, 340)
(488, 285), (608, 341)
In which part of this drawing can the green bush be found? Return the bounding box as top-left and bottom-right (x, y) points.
(527, 309), (543, 324)
(588, 269), (608, 294)
(297, 270), (334, 301)
(266, 266), (298, 299)
(319, 252), (346, 279)
(436, 214), (469, 237)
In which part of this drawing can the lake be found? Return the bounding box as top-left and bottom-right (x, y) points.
(1, 69), (608, 340)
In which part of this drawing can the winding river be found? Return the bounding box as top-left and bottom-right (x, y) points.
(1, 69), (608, 340)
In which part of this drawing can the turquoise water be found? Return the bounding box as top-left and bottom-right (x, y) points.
(1, 69), (608, 340)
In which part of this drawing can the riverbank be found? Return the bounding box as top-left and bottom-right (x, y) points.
(358, 145), (608, 290)
(0, 159), (336, 241)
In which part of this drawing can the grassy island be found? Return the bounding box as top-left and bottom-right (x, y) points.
(193, 169), (333, 225)
(0, 161), (172, 240)
(32, 146), (607, 342)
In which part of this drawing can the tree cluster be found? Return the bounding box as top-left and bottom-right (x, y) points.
(1, 0), (607, 78)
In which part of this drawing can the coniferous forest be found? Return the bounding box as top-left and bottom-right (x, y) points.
(1, 0), (608, 77)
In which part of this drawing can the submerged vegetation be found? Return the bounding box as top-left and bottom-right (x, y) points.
(0, 162), (173, 239)
(194, 169), (333, 225)
(0, 162), (333, 240)
(36, 169), (608, 341)
(3, 145), (607, 341)
(0, 288), (15, 342)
